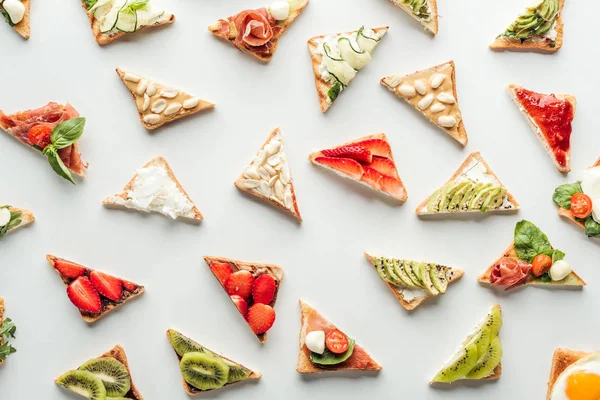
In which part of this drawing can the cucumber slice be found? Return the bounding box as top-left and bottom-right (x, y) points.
(357, 26), (380, 54)
(136, 5), (165, 27)
(89, 0), (112, 13)
(116, 7), (137, 32)
(100, 0), (127, 33)
(338, 38), (371, 70)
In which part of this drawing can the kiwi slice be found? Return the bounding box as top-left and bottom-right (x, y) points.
(180, 352), (229, 391)
(169, 329), (204, 357)
(433, 342), (479, 383)
(56, 370), (107, 400)
(430, 265), (448, 294)
(224, 359), (252, 383)
(484, 305), (503, 338)
(466, 336), (502, 379)
(466, 326), (491, 360)
(79, 357), (131, 397)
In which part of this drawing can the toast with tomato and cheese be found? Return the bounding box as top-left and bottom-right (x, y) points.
(0, 205), (34, 239)
(1, 0), (30, 38)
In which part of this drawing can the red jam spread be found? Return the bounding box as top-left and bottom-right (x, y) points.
(514, 87), (574, 167)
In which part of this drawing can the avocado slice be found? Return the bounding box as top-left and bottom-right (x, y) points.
(430, 264), (449, 294)
(384, 257), (404, 286)
(418, 263), (439, 296)
(448, 181), (473, 211)
(426, 189), (442, 213)
(481, 187), (505, 212)
(404, 261), (423, 287)
(373, 257), (389, 282)
(458, 181), (480, 211)
(503, 0), (559, 39)
(439, 181), (468, 211)
(469, 184), (495, 210)
(393, 259), (416, 287)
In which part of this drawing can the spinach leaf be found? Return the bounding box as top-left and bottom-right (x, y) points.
(0, 318), (17, 361)
(585, 217), (600, 238)
(536, 273), (552, 283)
(310, 338), (355, 366)
(552, 181), (582, 209)
(551, 249), (565, 263)
(327, 82), (341, 102)
(50, 117), (86, 149)
(514, 220), (553, 263)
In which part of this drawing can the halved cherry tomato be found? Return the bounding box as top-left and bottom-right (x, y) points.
(570, 193), (593, 219)
(28, 125), (52, 149)
(325, 329), (349, 354)
(531, 254), (552, 277)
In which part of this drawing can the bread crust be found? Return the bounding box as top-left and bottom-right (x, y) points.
(5, 206), (34, 235)
(203, 256), (284, 344)
(557, 157), (600, 232)
(388, 0), (438, 35)
(416, 151), (520, 216)
(546, 348), (592, 399)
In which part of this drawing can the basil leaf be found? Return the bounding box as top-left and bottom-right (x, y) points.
(552, 182), (582, 209)
(310, 338), (355, 366)
(0, 343), (16, 361)
(0, 8), (14, 27)
(0, 318), (16, 339)
(536, 273), (552, 283)
(584, 217), (600, 238)
(46, 148), (76, 185)
(514, 220), (553, 263)
(50, 118), (86, 150)
(7, 218), (21, 229)
(551, 249), (565, 263)
(0, 225), (8, 238)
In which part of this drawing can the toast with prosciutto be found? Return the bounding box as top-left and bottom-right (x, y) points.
(478, 220), (585, 291)
(508, 84), (575, 172)
(297, 300), (381, 374)
(208, 0), (309, 62)
(1, 0), (30, 38)
(0, 102), (87, 183)
(0, 205), (34, 239)
(0, 297), (17, 364)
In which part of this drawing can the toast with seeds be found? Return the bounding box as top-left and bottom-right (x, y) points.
(0, 205), (34, 238)
(1, 0), (30, 38)
(0, 297), (17, 364)
(387, 0), (438, 35)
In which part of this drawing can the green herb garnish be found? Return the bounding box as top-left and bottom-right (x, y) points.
(84, 0), (98, 9)
(0, 318), (16, 362)
(514, 220), (557, 263)
(584, 218), (600, 238)
(552, 181), (583, 209)
(0, 7), (14, 27)
(327, 82), (341, 102)
(40, 118), (86, 184)
(0, 205), (22, 238)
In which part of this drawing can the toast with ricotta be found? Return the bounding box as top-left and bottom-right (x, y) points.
(0, 205), (34, 238)
(546, 348), (595, 400)
(308, 26), (388, 112)
(416, 152), (520, 216)
(381, 61), (467, 146)
(490, 0), (564, 53)
(0, 297), (16, 365)
(116, 68), (215, 130)
(234, 128), (302, 221)
(1, 0), (30, 38)
(103, 156), (203, 222)
(388, 0), (438, 35)
(365, 253), (463, 311)
(556, 157), (600, 232)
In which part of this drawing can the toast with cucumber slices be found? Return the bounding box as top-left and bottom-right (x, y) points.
(0, 0), (30, 39)
(80, 0), (175, 45)
(0, 205), (34, 239)
(388, 0), (438, 35)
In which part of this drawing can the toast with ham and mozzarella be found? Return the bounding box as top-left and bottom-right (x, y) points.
(0, 0), (30, 38)
(0, 206), (34, 238)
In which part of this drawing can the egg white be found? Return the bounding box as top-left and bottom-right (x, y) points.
(550, 353), (600, 400)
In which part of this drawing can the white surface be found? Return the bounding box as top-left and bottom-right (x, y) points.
(1, 0), (599, 399)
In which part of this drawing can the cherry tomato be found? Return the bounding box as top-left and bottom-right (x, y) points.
(531, 254), (552, 277)
(28, 125), (52, 149)
(325, 329), (349, 354)
(570, 193), (593, 219)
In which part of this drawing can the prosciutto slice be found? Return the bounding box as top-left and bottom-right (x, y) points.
(233, 8), (275, 48)
(490, 257), (532, 289)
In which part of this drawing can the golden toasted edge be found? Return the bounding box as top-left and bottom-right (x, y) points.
(546, 348), (590, 399)
(6, 207), (35, 233)
(9, 0), (30, 38)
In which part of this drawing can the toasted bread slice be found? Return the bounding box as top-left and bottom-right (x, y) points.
(166, 329), (261, 395)
(382, 61), (467, 146)
(297, 300), (381, 374)
(309, 133), (408, 201)
(234, 128), (302, 221)
(55, 344), (144, 399)
(364, 253), (463, 311)
(116, 68), (214, 130)
(1, 206), (34, 237)
(546, 348), (595, 399)
(1, 0), (30, 38)
(557, 157), (600, 231)
(208, 0), (309, 62)
(416, 151), (520, 216)
(308, 26), (388, 113)
(80, 0), (175, 45)
(388, 0), (438, 35)
(508, 84), (576, 173)
(490, 0), (565, 52)
(204, 256), (284, 344)
(0, 297), (16, 365)
(103, 156), (203, 221)
(47, 254), (145, 323)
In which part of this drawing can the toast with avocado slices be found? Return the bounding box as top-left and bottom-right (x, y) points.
(116, 68), (215, 130)
(381, 61), (467, 146)
(416, 152), (519, 216)
(103, 156), (204, 222)
(309, 133), (407, 201)
(1, 0), (30, 38)
(478, 220), (585, 290)
(0, 297), (17, 364)
(546, 348), (598, 399)
(0, 205), (34, 239)
(80, 0), (175, 45)
(490, 0), (565, 52)
(508, 84), (575, 173)
(234, 128), (302, 221)
(167, 329), (261, 395)
(431, 305), (503, 384)
(365, 253), (463, 310)
(297, 300), (381, 374)
(208, 0), (309, 62)
(55, 345), (143, 399)
(309, 26), (388, 112)
(388, 0), (438, 35)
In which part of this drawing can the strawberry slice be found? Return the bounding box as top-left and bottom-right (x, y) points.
(361, 167), (384, 190)
(225, 270), (254, 300)
(67, 277), (102, 314)
(246, 303), (276, 335)
(54, 259), (86, 279)
(369, 156), (398, 178)
(210, 262), (233, 286)
(314, 157), (364, 180)
(90, 271), (123, 302)
(231, 295), (249, 317)
(321, 146), (372, 164)
(380, 175), (406, 199)
(252, 274), (276, 305)
(121, 280), (137, 292)
(353, 138), (391, 158)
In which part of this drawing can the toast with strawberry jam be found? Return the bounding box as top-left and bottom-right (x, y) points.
(47, 255), (144, 323)
(205, 256), (283, 344)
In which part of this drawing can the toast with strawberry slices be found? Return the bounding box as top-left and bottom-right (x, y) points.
(546, 348), (594, 399)
(1, 0), (30, 38)
(47, 255), (144, 323)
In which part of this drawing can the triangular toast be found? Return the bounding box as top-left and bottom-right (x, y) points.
(416, 151), (520, 216)
(490, 0), (565, 53)
(308, 26), (388, 112)
(116, 68), (215, 130)
(381, 61), (467, 146)
(234, 128), (302, 221)
(204, 256), (284, 344)
(431, 305), (502, 383)
(309, 133), (408, 201)
(364, 253), (463, 311)
(556, 157), (600, 231)
(208, 0), (309, 62)
(1, 0), (30, 38)
(103, 156), (203, 221)
(47, 254), (145, 323)
(55, 345), (143, 399)
(79, 0), (175, 45)
(296, 300), (381, 374)
(508, 84), (576, 173)
(388, 0), (438, 35)
(167, 329), (261, 395)
(1, 205), (34, 238)
(546, 348), (596, 399)
(0, 297), (16, 365)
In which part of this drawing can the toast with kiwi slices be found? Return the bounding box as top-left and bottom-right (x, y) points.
(0, 205), (34, 239)
(0, 297), (17, 365)
(55, 344), (143, 399)
(167, 329), (261, 395)
(365, 253), (463, 310)
(546, 348), (597, 399)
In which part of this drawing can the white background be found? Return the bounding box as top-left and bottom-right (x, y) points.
(1, 0), (599, 398)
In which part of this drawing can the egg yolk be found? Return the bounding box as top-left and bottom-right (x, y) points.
(566, 372), (600, 400)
